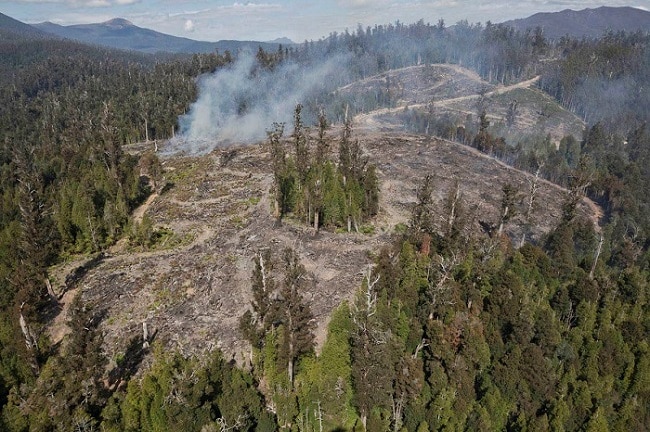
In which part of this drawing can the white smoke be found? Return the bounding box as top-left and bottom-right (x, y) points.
(169, 51), (350, 154)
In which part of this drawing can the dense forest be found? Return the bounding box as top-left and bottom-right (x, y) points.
(0, 15), (649, 431)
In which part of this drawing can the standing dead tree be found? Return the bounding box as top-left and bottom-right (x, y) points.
(496, 183), (519, 237)
(19, 302), (38, 351)
(520, 162), (544, 247)
(589, 233), (604, 280)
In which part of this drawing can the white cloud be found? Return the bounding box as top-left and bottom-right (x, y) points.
(184, 18), (194, 32)
(337, 0), (390, 7)
(3, 0), (141, 6)
(224, 2), (282, 12)
(339, 0), (374, 5)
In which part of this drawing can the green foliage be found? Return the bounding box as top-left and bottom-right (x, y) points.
(295, 304), (356, 430)
(103, 347), (273, 432)
(268, 106), (379, 231)
(0, 38), (233, 429)
(1, 295), (108, 430)
(239, 248), (315, 428)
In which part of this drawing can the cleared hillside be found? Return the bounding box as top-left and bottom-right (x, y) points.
(47, 122), (599, 367)
(347, 64), (585, 148)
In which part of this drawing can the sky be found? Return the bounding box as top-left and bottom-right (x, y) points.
(1, 0), (648, 42)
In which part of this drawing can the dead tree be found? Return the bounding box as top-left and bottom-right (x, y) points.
(446, 183), (461, 235)
(142, 321), (150, 349)
(215, 414), (247, 432)
(315, 400), (323, 432)
(359, 265), (379, 319)
(589, 233), (604, 280)
(426, 253), (459, 318)
(19, 303), (38, 351)
(525, 164), (543, 219)
(520, 163), (544, 247)
(412, 339), (429, 359)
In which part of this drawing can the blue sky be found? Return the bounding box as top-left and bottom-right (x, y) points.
(1, 0), (648, 42)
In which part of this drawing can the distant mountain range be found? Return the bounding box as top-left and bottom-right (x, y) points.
(31, 18), (291, 54)
(0, 11), (49, 40)
(1, 6), (648, 55)
(503, 6), (650, 39)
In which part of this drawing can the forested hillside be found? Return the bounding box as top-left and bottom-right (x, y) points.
(0, 34), (230, 429)
(0, 13), (649, 432)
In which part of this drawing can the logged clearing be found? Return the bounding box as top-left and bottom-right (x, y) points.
(345, 64), (585, 146)
(46, 64), (599, 370)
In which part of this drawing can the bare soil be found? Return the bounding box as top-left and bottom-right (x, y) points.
(45, 64), (601, 372)
(347, 64), (585, 147)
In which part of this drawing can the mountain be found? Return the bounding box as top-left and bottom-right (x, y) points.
(503, 6), (650, 39)
(267, 37), (295, 45)
(0, 11), (52, 40)
(33, 18), (286, 54)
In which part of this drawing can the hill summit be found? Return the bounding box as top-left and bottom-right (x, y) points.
(503, 6), (650, 39)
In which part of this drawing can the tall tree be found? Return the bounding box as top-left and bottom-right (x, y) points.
(277, 248), (315, 386)
(410, 174), (435, 235)
(293, 104), (310, 185)
(496, 183), (519, 236)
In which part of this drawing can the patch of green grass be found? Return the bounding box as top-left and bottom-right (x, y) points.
(394, 222), (409, 233)
(230, 215), (246, 228)
(150, 227), (188, 250)
(359, 224), (375, 235)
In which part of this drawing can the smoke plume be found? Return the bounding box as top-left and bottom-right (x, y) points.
(169, 51), (349, 154)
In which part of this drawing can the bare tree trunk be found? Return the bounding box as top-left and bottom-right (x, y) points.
(392, 395), (404, 432)
(45, 278), (57, 301)
(447, 183), (460, 235)
(142, 321), (149, 349)
(307, 200), (311, 226)
(259, 252), (267, 292)
(19, 313), (34, 350)
(288, 314), (294, 386)
(19, 304), (38, 351)
(288, 352), (294, 387)
(589, 234), (604, 280)
(412, 339), (428, 359)
(314, 210), (319, 232)
(497, 208), (507, 236)
(525, 164), (543, 219)
(87, 212), (99, 250)
(316, 400), (323, 432)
